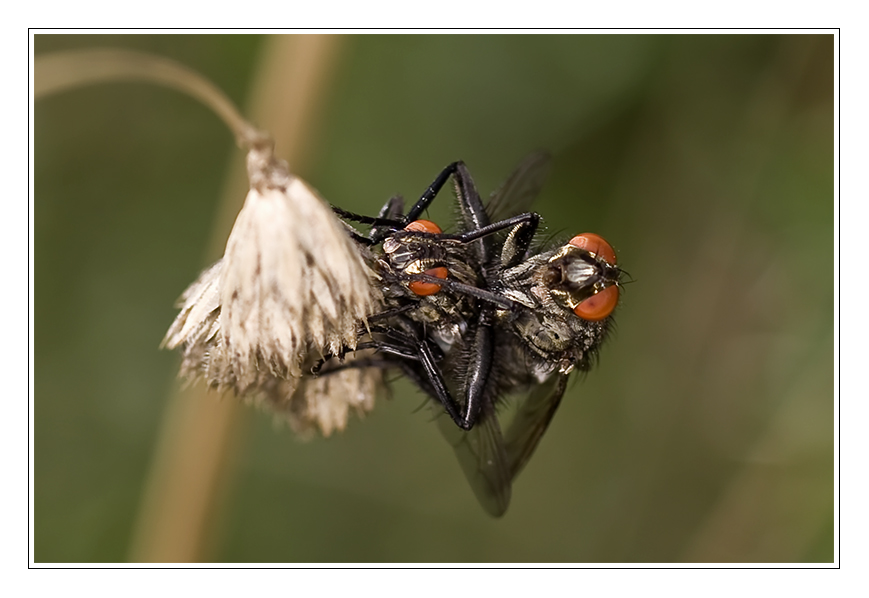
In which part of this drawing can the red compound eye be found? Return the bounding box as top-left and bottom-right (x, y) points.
(404, 220), (447, 296)
(408, 266), (448, 296)
(569, 233), (618, 320)
(568, 232), (617, 265)
(404, 219), (442, 234)
(574, 284), (619, 321)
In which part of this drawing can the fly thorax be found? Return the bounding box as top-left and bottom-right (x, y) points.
(499, 287), (536, 308)
(512, 308), (576, 358)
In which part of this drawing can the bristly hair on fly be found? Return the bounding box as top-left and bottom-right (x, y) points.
(162, 139), (383, 436)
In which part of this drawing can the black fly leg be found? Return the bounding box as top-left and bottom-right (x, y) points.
(335, 161), (539, 253)
(397, 212), (540, 309)
(331, 194), (405, 245)
(312, 322), (425, 375)
(405, 273), (514, 309)
(406, 161), (498, 430)
(371, 161), (486, 242)
(331, 206), (402, 246)
(452, 163), (492, 254)
(405, 161), (494, 264)
(461, 312), (495, 428)
(415, 337), (479, 430)
(402, 162), (461, 225)
(335, 161), (506, 250)
(339, 314), (490, 431)
(442, 212), (539, 244)
(312, 341), (420, 375)
(333, 162), (463, 245)
(312, 316), (480, 430)
(370, 195), (405, 242)
(495, 214), (539, 268)
(409, 315), (495, 432)
(333, 161), (534, 433)
(333, 163), (461, 244)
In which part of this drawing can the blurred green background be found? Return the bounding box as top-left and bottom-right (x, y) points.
(34, 34), (833, 562)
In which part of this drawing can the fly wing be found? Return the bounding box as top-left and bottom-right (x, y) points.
(502, 373), (569, 479)
(437, 407), (512, 518)
(486, 151), (552, 222)
(397, 352), (512, 516)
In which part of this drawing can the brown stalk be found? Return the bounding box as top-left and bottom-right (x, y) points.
(124, 35), (344, 562)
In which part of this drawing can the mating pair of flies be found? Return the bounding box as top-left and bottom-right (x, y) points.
(321, 152), (622, 516)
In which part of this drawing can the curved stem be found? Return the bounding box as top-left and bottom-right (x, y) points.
(34, 48), (268, 149)
(123, 35), (345, 562)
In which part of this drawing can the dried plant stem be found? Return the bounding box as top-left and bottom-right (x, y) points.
(35, 48), (267, 149)
(35, 36), (346, 562)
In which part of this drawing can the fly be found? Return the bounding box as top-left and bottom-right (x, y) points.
(321, 152), (622, 516)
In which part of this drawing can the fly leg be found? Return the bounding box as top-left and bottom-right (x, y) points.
(432, 211), (540, 268)
(438, 212), (539, 244)
(403, 161), (493, 264)
(333, 161), (490, 248)
(331, 206), (402, 246)
(327, 314), (490, 431)
(404, 272), (514, 309)
(311, 340), (420, 375)
(460, 311), (494, 429)
(493, 213), (539, 269)
(332, 161), (463, 244)
(378, 161), (486, 243)
(311, 321), (433, 375)
(311, 319), (477, 429)
(410, 315), (495, 432)
(370, 195), (405, 242)
(415, 337), (478, 430)
(402, 162), (461, 225)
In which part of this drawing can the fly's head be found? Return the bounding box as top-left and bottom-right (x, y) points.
(379, 219), (479, 340)
(501, 233), (621, 375)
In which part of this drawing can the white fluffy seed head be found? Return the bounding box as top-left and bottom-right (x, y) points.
(162, 142), (382, 434)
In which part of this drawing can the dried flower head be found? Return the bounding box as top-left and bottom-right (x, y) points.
(256, 359), (382, 438)
(163, 141), (382, 434)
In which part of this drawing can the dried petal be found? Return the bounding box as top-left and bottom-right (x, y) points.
(257, 357), (382, 437)
(163, 142), (382, 434)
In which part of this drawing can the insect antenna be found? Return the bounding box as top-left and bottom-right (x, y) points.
(618, 269), (636, 285)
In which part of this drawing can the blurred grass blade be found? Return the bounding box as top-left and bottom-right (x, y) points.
(128, 35), (344, 563)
